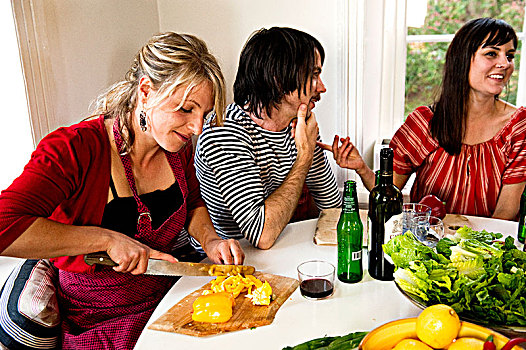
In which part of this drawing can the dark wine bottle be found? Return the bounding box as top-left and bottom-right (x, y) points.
(337, 180), (363, 283)
(518, 186), (526, 245)
(368, 148), (402, 281)
(364, 170), (382, 249)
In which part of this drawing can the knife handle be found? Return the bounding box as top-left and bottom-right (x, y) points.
(84, 251), (118, 267)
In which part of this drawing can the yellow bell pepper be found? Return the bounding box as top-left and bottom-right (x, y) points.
(191, 292), (235, 323)
(245, 281), (273, 305)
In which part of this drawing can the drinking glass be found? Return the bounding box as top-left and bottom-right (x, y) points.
(297, 260), (335, 300)
(402, 203), (432, 234)
(412, 215), (444, 247)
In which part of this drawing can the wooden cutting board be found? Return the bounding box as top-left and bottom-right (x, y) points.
(314, 208), (368, 245)
(313, 208), (471, 245)
(148, 272), (299, 337)
(442, 214), (471, 236)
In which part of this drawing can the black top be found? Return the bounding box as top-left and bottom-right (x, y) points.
(100, 177), (183, 236)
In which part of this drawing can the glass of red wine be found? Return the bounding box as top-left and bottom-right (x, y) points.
(297, 260), (335, 300)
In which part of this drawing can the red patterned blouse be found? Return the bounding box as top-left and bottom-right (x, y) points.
(390, 105), (526, 217)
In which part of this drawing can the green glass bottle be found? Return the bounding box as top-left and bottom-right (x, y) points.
(337, 180), (363, 283)
(364, 170), (382, 249)
(368, 148), (402, 281)
(518, 186), (526, 244)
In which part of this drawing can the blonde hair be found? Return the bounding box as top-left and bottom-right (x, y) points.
(91, 32), (226, 153)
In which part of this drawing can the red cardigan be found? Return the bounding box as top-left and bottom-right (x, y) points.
(0, 116), (204, 273)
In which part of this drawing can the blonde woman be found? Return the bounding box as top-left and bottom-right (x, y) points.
(0, 32), (244, 349)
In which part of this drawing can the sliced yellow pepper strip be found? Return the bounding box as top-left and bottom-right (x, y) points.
(202, 274), (273, 306)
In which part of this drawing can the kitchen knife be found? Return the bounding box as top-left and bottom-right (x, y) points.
(84, 252), (256, 277)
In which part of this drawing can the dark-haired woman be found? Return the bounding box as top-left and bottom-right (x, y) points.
(320, 18), (526, 220)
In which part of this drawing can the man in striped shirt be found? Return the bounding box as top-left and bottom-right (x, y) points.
(194, 27), (341, 250)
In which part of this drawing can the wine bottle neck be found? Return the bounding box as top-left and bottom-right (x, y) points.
(378, 147), (394, 187)
(378, 172), (393, 186)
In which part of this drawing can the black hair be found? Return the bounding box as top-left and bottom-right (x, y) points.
(233, 27), (325, 118)
(431, 17), (517, 155)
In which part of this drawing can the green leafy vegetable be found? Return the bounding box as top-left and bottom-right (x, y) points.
(384, 225), (526, 326)
(449, 257), (485, 279)
(436, 237), (456, 257)
(453, 226), (503, 243)
(282, 331), (368, 350)
(383, 231), (449, 268)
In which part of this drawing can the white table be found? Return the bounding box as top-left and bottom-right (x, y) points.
(135, 215), (519, 350)
(0, 256), (23, 284)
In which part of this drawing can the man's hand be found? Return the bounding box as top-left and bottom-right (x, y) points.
(293, 104), (318, 167)
(202, 238), (245, 265)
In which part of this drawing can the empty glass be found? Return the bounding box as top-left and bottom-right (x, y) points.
(412, 215), (444, 247)
(402, 203), (432, 234)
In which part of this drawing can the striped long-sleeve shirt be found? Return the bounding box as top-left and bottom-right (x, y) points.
(390, 105), (526, 217)
(194, 103), (341, 247)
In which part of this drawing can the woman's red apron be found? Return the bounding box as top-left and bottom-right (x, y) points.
(58, 118), (189, 349)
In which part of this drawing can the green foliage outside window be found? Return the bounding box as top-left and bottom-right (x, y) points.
(405, 0), (525, 116)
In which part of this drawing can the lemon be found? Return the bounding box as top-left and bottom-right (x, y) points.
(392, 339), (433, 350)
(446, 337), (485, 349)
(416, 304), (461, 348)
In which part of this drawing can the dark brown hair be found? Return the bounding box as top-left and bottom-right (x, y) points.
(431, 18), (517, 155)
(233, 27), (324, 119)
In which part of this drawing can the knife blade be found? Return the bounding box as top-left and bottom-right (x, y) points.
(84, 252), (256, 276)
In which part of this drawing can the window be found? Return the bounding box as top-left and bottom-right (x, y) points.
(0, 1), (34, 191)
(405, 0), (526, 115)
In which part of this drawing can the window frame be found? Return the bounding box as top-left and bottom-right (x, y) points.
(11, 0), (56, 143)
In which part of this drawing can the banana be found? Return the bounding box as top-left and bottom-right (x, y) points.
(457, 322), (519, 349)
(359, 318), (418, 350)
(359, 318), (517, 350)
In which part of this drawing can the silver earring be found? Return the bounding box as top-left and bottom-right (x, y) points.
(139, 110), (147, 132)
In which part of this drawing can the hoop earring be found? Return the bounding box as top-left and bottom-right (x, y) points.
(139, 110), (147, 132)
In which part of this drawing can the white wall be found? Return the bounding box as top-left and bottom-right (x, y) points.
(157, 0), (347, 180)
(14, 0), (352, 183)
(13, 0), (389, 188)
(17, 0), (161, 136)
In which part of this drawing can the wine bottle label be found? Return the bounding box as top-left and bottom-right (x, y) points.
(383, 213), (403, 245)
(352, 250), (362, 261)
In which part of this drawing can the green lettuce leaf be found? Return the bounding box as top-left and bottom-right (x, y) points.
(449, 257), (486, 279)
(388, 227), (526, 326)
(453, 226), (503, 243)
(383, 231), (449, 268)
